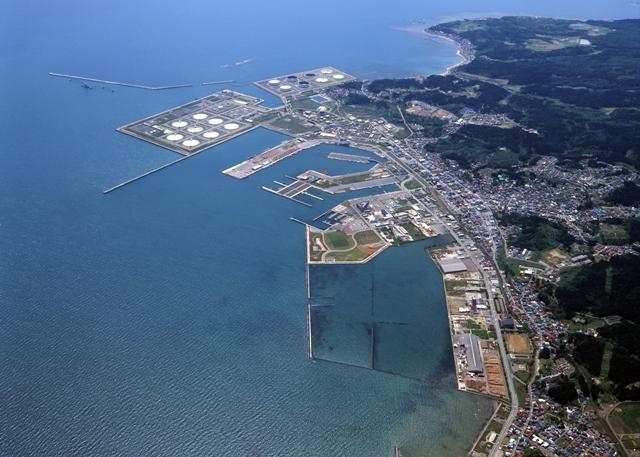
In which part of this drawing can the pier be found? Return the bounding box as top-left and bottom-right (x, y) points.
(49, 72), (192, 90)
(261, 186), (312, 207)
(261, 174), (328, 207)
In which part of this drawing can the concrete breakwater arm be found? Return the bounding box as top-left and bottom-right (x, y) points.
(49, 72), (192, 90)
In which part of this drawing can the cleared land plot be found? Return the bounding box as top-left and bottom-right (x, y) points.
(308, 231), (326, 262)
(526, 36), (590, 52)
(354, 230), (381, 245)
(328, 245), (380, 262)
(542, 248), (570, 266)
(505, 333), (533, 354)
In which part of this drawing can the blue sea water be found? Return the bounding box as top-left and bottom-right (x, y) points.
(1, 1), (638, 456)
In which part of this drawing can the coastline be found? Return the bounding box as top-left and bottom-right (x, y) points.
(392, 21), (476, 76)
(423, 28), (475, 76)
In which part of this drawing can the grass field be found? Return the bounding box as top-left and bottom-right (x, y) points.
(514, 370), (530, 383)
(567, 313), (612, 332)
(322, 229), (386, 262)
(404, 178), (423, 190)
(610, 403), (640, 435)
(473, 418), (505, 455)
(472, 329), (490, 339)
(599, 223), (630, 244)
(555, 435), (571, 449)
(324, 231), (354, 250)
(290, 97), (322, 111)
(621, 437), (640, 451)
(266, 115), (318, 135)
(354, 230), (381, 245)
(467, 319), (482, 330)
(401, 222), (426, 241)
(505, 333), (532, 354)
(514, 377), (528, 406)
(497, 246), (544, 278)
(445, 279), (469, 297)
(600, 341), (614, 380)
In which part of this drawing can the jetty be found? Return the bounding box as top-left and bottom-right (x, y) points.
(102, 156), (188, 194)
(307, 301), (314, 359)
(201, 80), (235, 86)
(289, 217), (309, 226)
(49, 72), (192, 90)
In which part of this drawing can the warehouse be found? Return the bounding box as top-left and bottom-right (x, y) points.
(438, 256), (468, 273)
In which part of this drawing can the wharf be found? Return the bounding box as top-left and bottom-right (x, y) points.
(327, 152), (372, 163)
(223, 139), (319, 179)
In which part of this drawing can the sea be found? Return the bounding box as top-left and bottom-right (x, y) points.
(1, 1), (637, 456)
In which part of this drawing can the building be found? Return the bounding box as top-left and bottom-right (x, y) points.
(438, 256), (468, 274)
(460, 333), (484, 374)
(500, 318), (516, 330)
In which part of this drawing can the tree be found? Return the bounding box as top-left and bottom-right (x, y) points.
(524, 448), (545, 457)
(548, 377), (578, 405)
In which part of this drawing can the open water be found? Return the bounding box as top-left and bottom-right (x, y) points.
(1, 1), (637, 455)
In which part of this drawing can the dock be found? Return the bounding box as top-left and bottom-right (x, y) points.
(327, 152), (372, 163)
(262, 185), (312, 207)
(262, 174), (329, 207)
(223, 139), (319, 179)
(49, 72), (192, 90)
